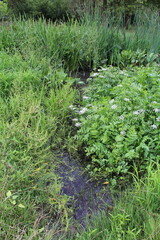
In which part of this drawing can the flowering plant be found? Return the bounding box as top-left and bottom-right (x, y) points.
(76, 67), (160, 182)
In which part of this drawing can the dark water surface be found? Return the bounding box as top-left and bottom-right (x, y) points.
(57, 152), (112, 223)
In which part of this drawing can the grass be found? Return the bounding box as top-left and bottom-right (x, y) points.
(0, 9), (160, 239)
(64, 163), (160, 240)
(0, 51), (77, 239)
(0, 10), (160, 72)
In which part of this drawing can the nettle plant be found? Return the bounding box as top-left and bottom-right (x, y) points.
(76, 67), (160, 183)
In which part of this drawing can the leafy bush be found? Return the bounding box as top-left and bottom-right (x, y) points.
(8, 0), (73, 20)
(76, 67), (160, 182)
(118, 50), (159, 67)
(0, 0), (8, 19)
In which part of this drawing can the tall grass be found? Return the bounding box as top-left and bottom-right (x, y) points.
(0, 52), (76, 239)
(1, 10), (160, 72)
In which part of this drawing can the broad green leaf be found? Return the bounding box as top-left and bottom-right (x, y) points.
(6, 191), (12, 198)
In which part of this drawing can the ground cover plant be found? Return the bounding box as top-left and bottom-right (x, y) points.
(0, 51), (77, 239)
(76, 67), (160, 183)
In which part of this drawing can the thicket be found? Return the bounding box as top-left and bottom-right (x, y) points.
(7, 0), (74, 20)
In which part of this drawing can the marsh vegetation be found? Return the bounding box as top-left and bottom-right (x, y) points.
(0, 1), (160, 239)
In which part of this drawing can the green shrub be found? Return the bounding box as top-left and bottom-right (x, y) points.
(0, 0), (8, 19)
(76, 67), (160, 182)
(8, 0), (73, 20)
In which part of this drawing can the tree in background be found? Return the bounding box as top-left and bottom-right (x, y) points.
(6, 0), (160, 21)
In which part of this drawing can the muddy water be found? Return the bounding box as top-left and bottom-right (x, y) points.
(57, 152), (112, 223)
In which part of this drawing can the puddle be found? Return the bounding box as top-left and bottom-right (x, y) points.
(57, 152), (112, 223)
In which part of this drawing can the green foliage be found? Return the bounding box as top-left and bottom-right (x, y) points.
(8, 0), (73, 20)
(0, 52), (76, 239)
(76, 67), (160, 182)
(0, 0), (8, 19)
(1, 11), (160, 72)
(118, 50), (159, 67)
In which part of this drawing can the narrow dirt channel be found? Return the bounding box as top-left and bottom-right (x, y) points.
(57, 152), (112, 223)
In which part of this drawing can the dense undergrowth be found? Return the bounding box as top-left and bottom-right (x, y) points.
(0, 10), (160, 239)
(0, 52), (77, 239)
(75, 67), (160, 184)
(1, 10), (160, 72)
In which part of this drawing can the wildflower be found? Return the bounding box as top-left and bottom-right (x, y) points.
(99, 75), (105, 78)
(75, 122), (81, 127)
(133, 111), (139, 115)
(72, 118), (78, 122)
(86, 104), (93, 107)
(91, 72), (99, 77)
(151, 124), (157, 129)
(117, 84), (122, 87)
(154, 108), (159, 113)
(120, 131), (126, 135)
(79, 107), (87, 114)
(109, 99), (115, 104)
(83, 96), (90, 100)
(101, 67), (107, 71)
(152, 101), (157, 104)
(119, 115), (124, 120)
(124, 98), (130, 102)
(111, 104), (117, 109)
(156, 117), (160, 122)
(69, 105), (76, 110)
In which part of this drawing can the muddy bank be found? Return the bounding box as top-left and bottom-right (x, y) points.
(57, 152), (112, 223)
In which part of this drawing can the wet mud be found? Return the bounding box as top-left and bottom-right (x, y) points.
(57, 152), (112, 223)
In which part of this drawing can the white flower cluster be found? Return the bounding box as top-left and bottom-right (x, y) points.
(111, 104), (117, 109)
(120, 131), (126, 135)
(91, 72), (99, 77)
(83, 96), (90, 100)
(154, 108), (160, 113)
(156, 117), (160, 122)
(69, 105), (76, 110)
(151, 124), (157, 129)
(133, 109), (145, 115)
(79, 107), (88, 114)
(109, 99), (115, 104)
(124, 98), (130, 102)
(75, 122), (81, 127)
(72, 118), (78, 122)
(119, 115), (124, 120)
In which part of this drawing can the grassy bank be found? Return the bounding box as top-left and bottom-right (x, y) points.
(66, 163), (160, 240)
(0, 51), (77, 239)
